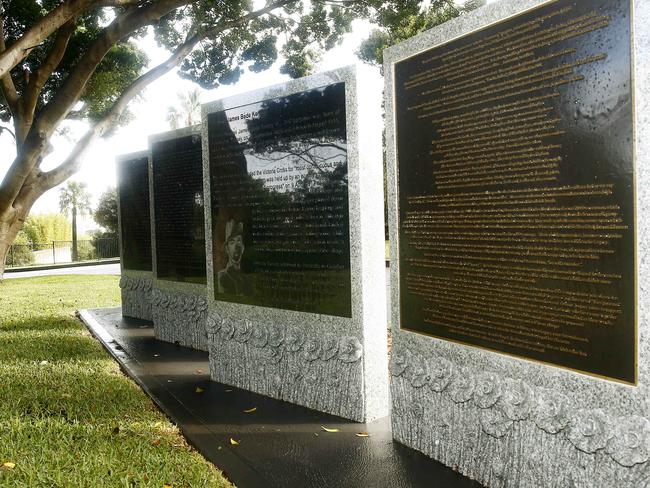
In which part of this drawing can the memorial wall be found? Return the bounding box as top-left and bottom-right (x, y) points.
(117, 151), (153, 320)
(386, 0), (649, 486)
(204, 66), (388, 422)
(149, 127), (209, 351)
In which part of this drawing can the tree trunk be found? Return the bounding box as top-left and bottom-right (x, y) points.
(0, 207), (24, 278)
(72, 207), (78, 262)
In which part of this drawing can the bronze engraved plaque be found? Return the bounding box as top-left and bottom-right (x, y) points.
(394, 0), (635, 383)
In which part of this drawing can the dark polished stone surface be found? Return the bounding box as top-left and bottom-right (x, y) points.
(117, 156), (152, 271)
(151, 134), (206, 284)
(208, 83), (352, 317)
(80, 307), (481, 488)
(394, 0), (635, 383)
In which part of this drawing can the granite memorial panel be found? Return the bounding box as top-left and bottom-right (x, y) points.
(117, 151), (153, 320)
(149, 126), (208, 351)
(385, 0), (650, 486)
(203, 65), (388, 422)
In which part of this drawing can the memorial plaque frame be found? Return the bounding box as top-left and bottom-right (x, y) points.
(117, 150), (153, 321)
(385, 0), (650, 486)
(149, 126), (208, 351)
(203, 65), (389, 422)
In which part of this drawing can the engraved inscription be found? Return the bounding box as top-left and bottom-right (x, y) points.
(395, 0), (634, 383)
(208, 83), (352, 317)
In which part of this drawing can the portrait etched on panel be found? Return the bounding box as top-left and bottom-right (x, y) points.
(217, 219), (251, 296)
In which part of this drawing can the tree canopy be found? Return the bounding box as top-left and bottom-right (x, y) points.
(93, 186), (117, 234)
(0, 0), (485, 274)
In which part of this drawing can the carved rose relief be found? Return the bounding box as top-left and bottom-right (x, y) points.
(218, 318), (236, 340)
(338, 337), (363, 363)
(250, 323), (269, 348)
(205, 314), (222, 336)
(474, 372), (502, 409)
(408, 355), (430, 388)
(534, 389), (571, 434)
(448, 368), (475, 403)
(267, 324), (285, 348)
(428, 356), (454, 393)
(566, 409), (611, 454)
(285, 330), (305, 352)
(501, 379), (532, 421)
(320, 337), (339, 361)
(390, 350), (410, 377)
(234, 319), (253, 343)
(301, 339), (322, 362)
(606, 416), (650, 467)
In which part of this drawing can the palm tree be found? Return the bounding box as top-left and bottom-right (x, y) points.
(166, 88), (202, 129)
(59, 181), (92, 262)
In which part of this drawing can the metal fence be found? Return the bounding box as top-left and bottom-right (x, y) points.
(6, 238), (119, 268)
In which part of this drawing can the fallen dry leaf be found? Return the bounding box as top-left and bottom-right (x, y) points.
(355, 432), (370, 437)
(321, 426), (340, 433)
(151, 439), (161, 446)
(195, 387), (204, 394)
(243, 407), (257, 413)
(230, 438), (240, 445)
(2, 462), (15, 470)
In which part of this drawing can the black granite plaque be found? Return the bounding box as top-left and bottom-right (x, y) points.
(117, 155), (152, 271)
(208, 82), (351, 317)
(152, 133), (206, 284)
(395, 0), (635, 383)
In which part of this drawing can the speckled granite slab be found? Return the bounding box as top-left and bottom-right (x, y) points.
(148, 126), (208, 352)
(201, 65), (389, 422)
(117, 150), (153, 321)
(384, 1), (650, 486)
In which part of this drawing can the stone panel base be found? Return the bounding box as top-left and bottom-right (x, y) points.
(151, 288), (208, 351)
(207, 313), (365, 421)
(389, 346), (650, 488)
(119, 276), (152, 321)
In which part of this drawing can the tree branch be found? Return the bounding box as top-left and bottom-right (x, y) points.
(0, 125), (16, 140)
(21, 20), (77, 138)
(0, 0), (102, 79)
(0, 0), (193, 212)
(39, 0), (297, 192)
(0, 15), (18, 117)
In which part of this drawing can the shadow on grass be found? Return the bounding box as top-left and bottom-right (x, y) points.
(0, 328), (108, 362)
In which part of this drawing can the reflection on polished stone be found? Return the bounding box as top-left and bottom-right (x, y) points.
(117, 154), (152, 272)
(207, 82), (352, 317)
(152, 133), (207, 284)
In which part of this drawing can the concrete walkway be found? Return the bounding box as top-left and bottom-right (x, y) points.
(79, 307), (480, 488)
(3, 263), (120, 279)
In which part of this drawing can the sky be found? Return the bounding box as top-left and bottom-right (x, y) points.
(0, 0), (496, 233)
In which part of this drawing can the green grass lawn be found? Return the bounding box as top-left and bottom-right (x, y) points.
(0, 275), (232, 487)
